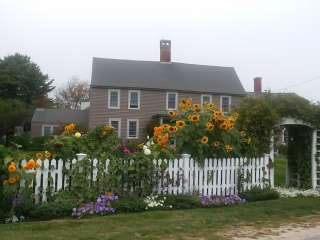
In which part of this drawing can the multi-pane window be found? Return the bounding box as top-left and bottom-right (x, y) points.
(108, 89), (120, 109)
(201, 95), (212, 105)
(220, 96), (231, 114)
(109, 118), (121, 137)
(128, 90), (140, 109)
(127, 119), (139, 139)
(166, 92), (178, 110)
(42, 125), (57, 136)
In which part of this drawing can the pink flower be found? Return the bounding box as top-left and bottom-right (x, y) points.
(123, 147), (130, 155)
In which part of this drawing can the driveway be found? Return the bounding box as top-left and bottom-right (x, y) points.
(221, 216), (320, 240)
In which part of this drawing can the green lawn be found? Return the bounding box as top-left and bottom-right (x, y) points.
(275, 153), (287, 186)
(1, 197), (320, 240)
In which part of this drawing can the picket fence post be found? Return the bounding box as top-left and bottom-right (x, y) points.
(76, 153), (87, 161)
(181, 153), (191, 194)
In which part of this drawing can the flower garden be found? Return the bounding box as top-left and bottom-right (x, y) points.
(0, 97), (319, 226)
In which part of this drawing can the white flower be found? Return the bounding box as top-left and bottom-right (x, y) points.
(143, 145), (148, 150)
(274, 187), (320, 198)
(144, 148), (151, 155)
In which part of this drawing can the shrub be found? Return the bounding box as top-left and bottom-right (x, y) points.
(240, 186), (279, 202)
(112, 197), (146, 213)
(28, 191), (78, 220)
(29, 201), (73, 220)
(164, 194), (200, 209)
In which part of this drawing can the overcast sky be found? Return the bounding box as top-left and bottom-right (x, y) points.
(1, 0), (320, 101)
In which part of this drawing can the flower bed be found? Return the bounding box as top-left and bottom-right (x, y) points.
(200, 195), (246, 207)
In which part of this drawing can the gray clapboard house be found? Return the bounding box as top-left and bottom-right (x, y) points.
(31, 40), (246, 139)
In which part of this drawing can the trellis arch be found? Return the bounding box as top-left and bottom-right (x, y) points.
(271, 117), (319, 189)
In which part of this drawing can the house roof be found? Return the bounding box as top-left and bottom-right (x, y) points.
(91, 58), (246, 95)
(32, 108), (89, 125)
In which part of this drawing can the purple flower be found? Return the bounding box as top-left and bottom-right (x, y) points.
(200, 195), (245, 207)
(72, 193), (118, 219)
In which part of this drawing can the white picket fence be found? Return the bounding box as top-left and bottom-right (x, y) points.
(21, 154), (273, 202)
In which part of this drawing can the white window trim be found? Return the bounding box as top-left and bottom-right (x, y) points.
(220, 95), (232, 114)
(109, 118), (121, 137)
(201, 94), (212, 105)
(128, 90), (141, 110)
(166, 92), (178, 110)
(108, 89), (120, 109)
(41, 124), (58, 136)
(127, 119), (139, 139)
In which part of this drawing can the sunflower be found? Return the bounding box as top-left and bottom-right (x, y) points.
(154, 126), (164, 137)
(8, 177), (17, 185)
(64, 123), (76, 134)
(240, 131), (246, 137)
(168, 126), (177, 133)
(36, 152), (44, 160)
(190, 114), (200, 123)
(213, 141), (220, 148)
(220, 120), (229, 130)
(158, 133), (169, 148)
(201, 136), (209, 144)
(8, 162), (16, 173)
(176, 120), (186, 128)
(25, 159), (36, 170)
(225, 145), (233, 153)
(212, 110), (222, 120)
(179, 98), (192, 111)
(168, 111), (177, 118)
(192, 104), (201, 112)
(206, 122), (214, 131)
(44, 151), (51, 159)
(162, 124), (171, 131)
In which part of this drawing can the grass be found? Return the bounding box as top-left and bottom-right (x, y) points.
(275, 153), (287, 186)
(1, 197), (320, 240)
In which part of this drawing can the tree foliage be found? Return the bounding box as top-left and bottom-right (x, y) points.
(0, 53), (54, 106)
(235, 92), (320, 154)
(54, 77), (89, 110)
(0, 99), (31, 136)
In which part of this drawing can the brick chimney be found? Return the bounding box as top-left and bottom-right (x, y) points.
(254, 77), (262, 93)
(160, 39), (171, 63)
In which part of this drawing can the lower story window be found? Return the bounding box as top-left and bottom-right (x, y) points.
(127, 119), (139, 139)
(109, 118), (121, 137)
(42, 125), (57, 136)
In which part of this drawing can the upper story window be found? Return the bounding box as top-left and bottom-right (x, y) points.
(128, 90), (140, 109)
(42, 125), (58, 136)
(108, 89), (120, 109)
(201, 94), (212, 105)
(109, 118), (121, 137)
(220, 96), (231, 114)
(166, 92), (178, 110)
(127, 119), (139, 139)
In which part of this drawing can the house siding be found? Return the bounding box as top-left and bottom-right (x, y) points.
(89, 87), (244, 140)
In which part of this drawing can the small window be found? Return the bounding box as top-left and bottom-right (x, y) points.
(109, 118), (121, 137)
(42, 125), (57, 136)
(201, 94), (212, 105)
(166, 92), (178, 110)
(108, 89), (120, 109)
(127, 119), (139, 139)
(128, 90), (140, 109)
(220, 96), (231, 114)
